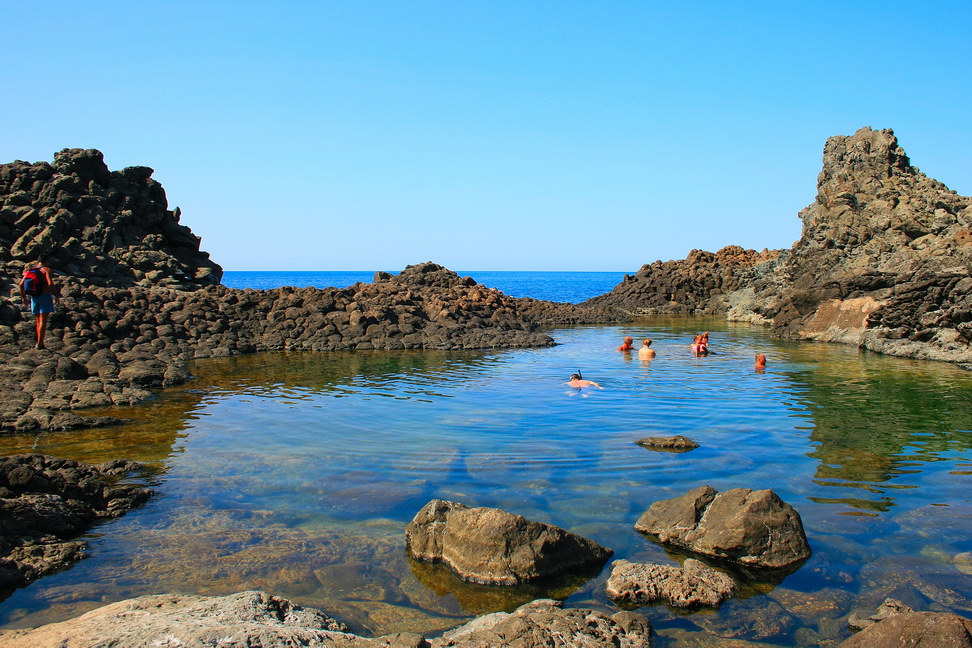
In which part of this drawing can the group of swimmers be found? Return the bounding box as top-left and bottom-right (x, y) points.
(568, 333), (768, 389)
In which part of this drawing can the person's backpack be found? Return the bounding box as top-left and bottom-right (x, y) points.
(21, 267), (47, 296)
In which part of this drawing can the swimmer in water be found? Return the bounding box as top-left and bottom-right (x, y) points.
(566, 371), (602, 389)
(638, 338), (656, 359)
(691, 332), (709, 356)
(618, 336), (635, 352)
(755, 353), (767, 371)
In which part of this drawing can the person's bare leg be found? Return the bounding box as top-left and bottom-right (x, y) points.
(35, 312), (49, 348)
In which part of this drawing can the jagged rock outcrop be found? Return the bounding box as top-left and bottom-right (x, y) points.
(405, 499), (613, 586)
(0, 454), (152, 594)
(586, 128), (972, 364)
(0, 148), (221, 288)
(634, 485), (811, 569)
(605, 558), (738, 608)
(0, 262), (554, 432)
(582, 246), (781, 315)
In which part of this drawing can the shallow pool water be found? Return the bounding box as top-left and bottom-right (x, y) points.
(3, 319), (972, 646)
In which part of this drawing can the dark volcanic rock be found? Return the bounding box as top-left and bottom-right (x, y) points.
(0, 453), (152, 593)
(0, 148), (221, 288)
(585, 127), (972, 364)
(0, 261), (555, 432)
(605, 558), (738, 608)
(634, 485), (811, 569)
(405, 499), (613, 586)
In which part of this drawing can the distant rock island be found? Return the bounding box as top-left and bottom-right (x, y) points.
(585, 127), (972, 365)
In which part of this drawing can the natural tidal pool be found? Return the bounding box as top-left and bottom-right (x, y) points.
(2, 318), (972, 646)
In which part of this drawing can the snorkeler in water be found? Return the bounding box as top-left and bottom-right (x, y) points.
(566, 370), (602, 389)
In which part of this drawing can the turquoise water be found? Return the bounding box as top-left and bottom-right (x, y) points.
(221, 270), (628, 303)
(2, 318), (972, 645)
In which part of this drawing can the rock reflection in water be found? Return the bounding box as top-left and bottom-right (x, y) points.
(2, 324), (972, 647)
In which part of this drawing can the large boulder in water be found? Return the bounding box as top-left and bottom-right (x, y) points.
(405, 499), (613, 585)
(634, 485), (811, 569)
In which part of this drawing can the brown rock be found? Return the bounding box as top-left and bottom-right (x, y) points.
(634, 485), (811, 569)
(838, 611), (972, 648)
(405, 499), (612, 585)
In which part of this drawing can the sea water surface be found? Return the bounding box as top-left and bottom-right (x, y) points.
(2, 272), (971, 646)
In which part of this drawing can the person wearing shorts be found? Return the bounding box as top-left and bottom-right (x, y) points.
(19, 254), (59, 349)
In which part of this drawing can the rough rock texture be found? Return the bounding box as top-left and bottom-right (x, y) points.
(0, 148), (221, 288)
(582, 246), (781, 315)
(0, 592), (654, 648)
(604, 558), (738, 608)
(0, 590), (422, 648)
(0, 262), (554, 432)
(837, 611), (972, 648)
(634, 485), (811, 569)
(585, 128), (972, 365)
(405, 499), (613, 585)
(434, 598), (652, 648)
(847, 597), (913, 631)
(635, 435), (699, 452)
(0, 453), (152, 592)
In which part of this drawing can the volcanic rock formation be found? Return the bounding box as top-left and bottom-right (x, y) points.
(0, 454), (152, 596)
(586, 128), (972, 364)
(0, 148), (221, 288)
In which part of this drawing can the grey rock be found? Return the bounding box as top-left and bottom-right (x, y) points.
(634, 485), (811, 569)
(847, 597), (913, 631)
(604, 558), (738, 608)
(405, 499), (612, 585)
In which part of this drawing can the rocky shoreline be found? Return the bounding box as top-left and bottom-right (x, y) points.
(585, 127), (972, 367)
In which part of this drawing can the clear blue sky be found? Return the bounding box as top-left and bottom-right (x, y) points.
(3, 1), (969, 271)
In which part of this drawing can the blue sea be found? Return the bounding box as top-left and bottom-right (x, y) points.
(3, 271), (972, 646)
(221, 270), (628, 303)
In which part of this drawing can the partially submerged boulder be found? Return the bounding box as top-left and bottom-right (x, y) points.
(635, 435), (699, 452)
(847, 597), (913, 631)
(634, 485), (811, 569)
(0, 454), (152, 594)
(605, 558), (738, 608)
(838, 611), (972, 648)
(405, 499), (612, 585)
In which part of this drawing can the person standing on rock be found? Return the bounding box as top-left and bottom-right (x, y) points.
(19, 254), (59, 349)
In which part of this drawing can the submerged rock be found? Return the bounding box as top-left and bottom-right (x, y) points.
(634, 485), (811, 569)
(405, 499), (612, 585)
(0, 454), (152, 594)
(605, 558), (738, 608)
